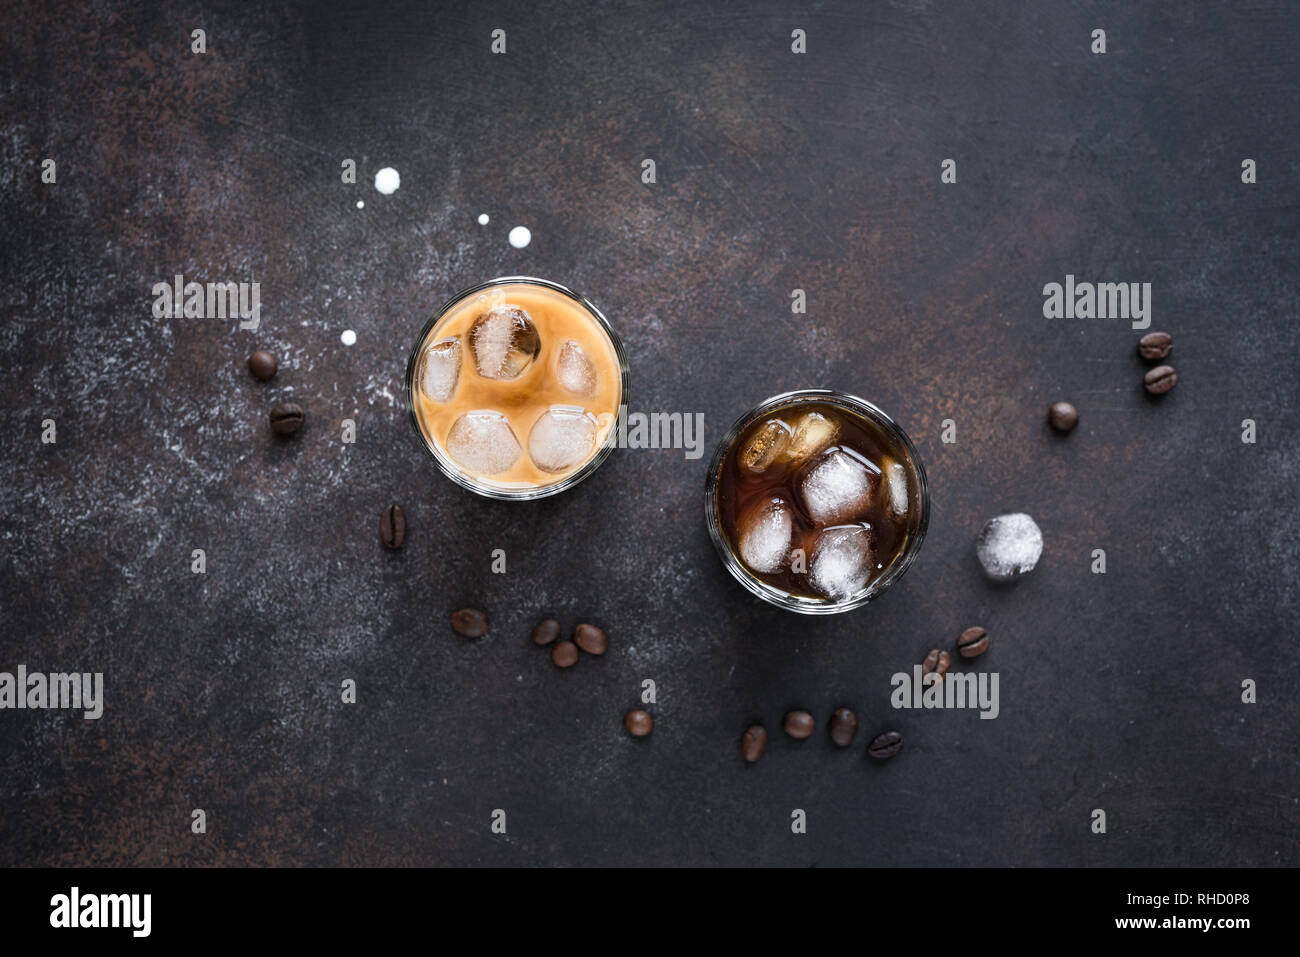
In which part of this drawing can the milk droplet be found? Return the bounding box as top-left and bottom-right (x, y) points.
(356, 200), (364, 209)
(374, 167), (400, 195)
(477, 213), (489, 225)
(508, 226), (531, 248)
(341, 329), (357, 346)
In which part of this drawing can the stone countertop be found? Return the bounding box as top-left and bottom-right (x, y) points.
(1, 0), (1297, 866)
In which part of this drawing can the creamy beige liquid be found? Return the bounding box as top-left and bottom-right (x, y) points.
(413, 282), (623, 490)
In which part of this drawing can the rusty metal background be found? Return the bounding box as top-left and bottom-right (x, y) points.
(1, 0), (1297, 866)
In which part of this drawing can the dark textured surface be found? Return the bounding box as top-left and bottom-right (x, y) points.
(2, 0), (1298, 867)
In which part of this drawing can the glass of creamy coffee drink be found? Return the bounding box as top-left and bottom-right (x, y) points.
(406, 277), (628, 499)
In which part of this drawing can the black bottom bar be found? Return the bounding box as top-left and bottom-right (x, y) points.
(0, 867), (1280, 943)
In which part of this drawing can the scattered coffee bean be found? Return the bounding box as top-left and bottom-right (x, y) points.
(269, 402), (305, 435)
(573, 623), (608, 655)
(922, 649), (951, 677)
(550, 640), (579, 668)
(1048, 401), (1078, 433)
(783, 710), (815, 739)
(957, 625), (989, 658)
(530, 619), (560, 646)
(248, 350), (278, 380)
(1144, 365), (1178, 395)
(624, 709), (653, 737)
(1138, 331), (1173, 360)
(450, 607), (487, 638)
(741, 725), (767, 763)
(867, 730), (904, 760)
(828, 708), (858, 747)
(379, 504), (406, 549)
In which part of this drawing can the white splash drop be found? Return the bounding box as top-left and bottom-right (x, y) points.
(508, 226), (531, 248)
(356, 200), (365, 209)
(341, 329), (357, 346)
(374, 167), (400, 195)
(477, 213), (490, 225)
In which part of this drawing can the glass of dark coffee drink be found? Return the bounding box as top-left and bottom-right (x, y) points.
(705, 390), (929, 613)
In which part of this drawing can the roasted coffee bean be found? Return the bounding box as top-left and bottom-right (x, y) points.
(828, 708), (858, 747)
(1138, 331), (1173, 360)
(573, 623), (608, 655)
(530, 619), (560, 646)
(1048, 401), (1078, 433)
(1144, 365), (1178, 395)
(450, 607), (487, 638)
(551, 640), (579, 668)
(379, 504), (406, 549)
(624, 709), (653, 737)
(783, 710), (815, 739)
(922, 649), (951, 677)
(248, 350), (277, 380)
(741, 725), (767, 763)
(867, 730), (904, 760)
(269, 402), (305, 435)
(957, 625), (989, 658)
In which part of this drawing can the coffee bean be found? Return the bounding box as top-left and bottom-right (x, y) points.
(867, 730), (904, 760)
(828, 707), (858, 747)
(269, 402), (304, 435)
(922, 649), (950, 677)
(741, 725), (767, 763)
(573, 623), (608, 655)
(624, 709), (653, 737)
(450, 607), (487, 638)
(957, 625), (989, 658)
(248, 350), (277, 380)
(379, 504), (406, 549)
(531, 619), (560, 646)
(1144, 365), (1178, 395)
(551, 640), (579, 668)
(1138, 331), (1173, 360)
(1048, 401), (1078, 433)
(783, 710), (815, 739)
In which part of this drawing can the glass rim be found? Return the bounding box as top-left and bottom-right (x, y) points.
(704, 389), (931, 615)
(404, 276), (629, 501)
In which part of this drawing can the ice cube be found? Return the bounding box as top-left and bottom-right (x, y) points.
(528, 406), (598, 473)
(418, 336), (462, 402)
(468, 304), (541, 379)
(445, 410), (521, 475)
(976, 512), (1042, 581)
(555, 339), (597, 397)
(740, 419), (792, 473)
(737, 497), (793, 574)
(800, 448), (880, 525)
(782, 411), (839, 463)
(883, 460), (909, 515)
(809, 524), (874, 600)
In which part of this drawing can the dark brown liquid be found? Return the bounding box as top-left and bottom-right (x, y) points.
(715, 401), (919, 599)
